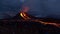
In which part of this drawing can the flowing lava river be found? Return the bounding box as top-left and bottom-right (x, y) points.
(0, 7), (60, 33)
(20, 7), (60, 28)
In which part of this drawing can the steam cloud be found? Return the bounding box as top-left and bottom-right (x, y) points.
(23, 0), (60, 19)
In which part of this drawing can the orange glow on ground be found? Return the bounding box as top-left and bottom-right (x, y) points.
(20, 7), (60, 28)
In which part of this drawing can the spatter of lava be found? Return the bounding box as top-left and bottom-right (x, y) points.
(20, 6), (60, 28)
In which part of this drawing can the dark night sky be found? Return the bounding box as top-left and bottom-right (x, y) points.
(0, 0), (60, 19)
(0, 0), (24, 19)
(24, 0), (60, 19)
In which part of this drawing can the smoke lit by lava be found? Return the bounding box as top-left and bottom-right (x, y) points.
(20, 7), (60, 28)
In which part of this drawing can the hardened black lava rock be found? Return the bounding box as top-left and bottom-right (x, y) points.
(0, 14), (60, 34)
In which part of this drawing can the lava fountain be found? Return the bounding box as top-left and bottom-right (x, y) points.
(20, 7), (60, 28)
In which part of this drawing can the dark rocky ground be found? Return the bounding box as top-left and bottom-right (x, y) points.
(0, 13), (60, 34)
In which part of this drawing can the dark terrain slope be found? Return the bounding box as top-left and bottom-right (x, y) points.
(0, 13), (60, 34)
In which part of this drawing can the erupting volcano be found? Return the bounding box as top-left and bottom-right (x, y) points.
(0, 7), (60, 34)
(20, 7), (60, 28)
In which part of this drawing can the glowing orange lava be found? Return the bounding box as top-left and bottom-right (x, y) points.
(20, 7), (60, 28)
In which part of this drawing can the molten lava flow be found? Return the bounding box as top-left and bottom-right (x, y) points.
(20, 12), (31, 20)
(20, 6), (31, 20)
(20, 7), (60, 28)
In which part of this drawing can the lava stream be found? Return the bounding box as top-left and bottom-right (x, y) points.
(20, 7), (60, 28)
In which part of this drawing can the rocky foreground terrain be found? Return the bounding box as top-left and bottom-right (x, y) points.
(0, 13), (60, 34)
